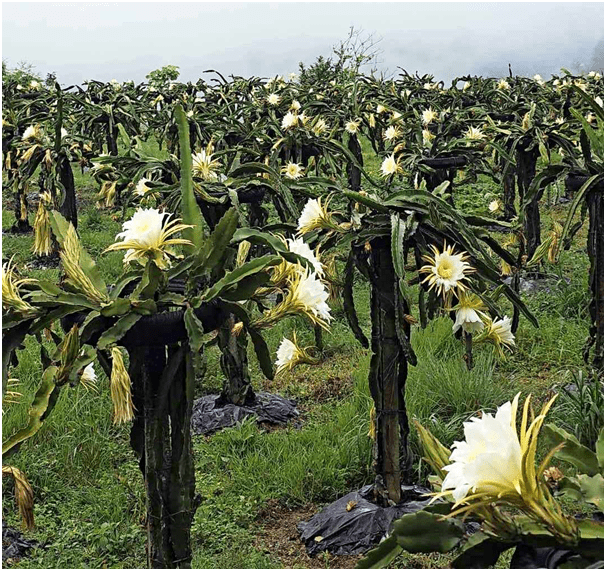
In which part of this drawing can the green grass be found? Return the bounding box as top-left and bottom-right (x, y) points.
(2, 157), (601, 569)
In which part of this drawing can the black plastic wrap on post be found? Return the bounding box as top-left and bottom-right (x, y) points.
(367, 237), (412, 504)
(586, 182), (604, 369)
(516, 147), (541, 259)
(419, 156), (467, 169)
(61, 300), (226, 347)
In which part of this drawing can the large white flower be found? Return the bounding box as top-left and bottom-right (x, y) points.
(275, 338), (298, 372)
(287, 237), (324, 276)
(488, 200), (502, 213)
(345, 119), (361, 134)
(297, 198), (324, 234)
(441, 398), (523, 503)
(420, 244), (473, 298)
(312, 117), (328, 136)
(192, 149), (221, 181)
(116, 208), (166, 245)
(383, 125), (401, 142)
(422, 108), (438, 125)
(452, 292), (487, 334)
(464, 126), (485, 141)
(107, 208), (192, 268)
(282, 111), (299, 130)
(81, 363), (97, 384)
(267, 93), (281, 106)
(22, 125), (42, 141)
(380, 154), (403, 177)
(134, 177), (152, 197)
(292, 271), (332, 322)
(281, 162), (304, 180)
(486, 316), (516, 348)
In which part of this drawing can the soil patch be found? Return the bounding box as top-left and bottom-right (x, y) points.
(254, 499), (361, 569)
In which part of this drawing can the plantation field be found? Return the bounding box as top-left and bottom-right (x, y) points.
(2, 140), (598, 569)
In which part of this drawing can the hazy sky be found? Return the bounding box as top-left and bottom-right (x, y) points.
(2, 2), (604, 85)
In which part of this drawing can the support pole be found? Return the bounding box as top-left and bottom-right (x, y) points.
(367, 237), (411, 504)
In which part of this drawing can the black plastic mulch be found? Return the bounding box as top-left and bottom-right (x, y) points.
(191, 391), (299, 436)
(298, 484), (432, 556)
(2, 521), (37, 563)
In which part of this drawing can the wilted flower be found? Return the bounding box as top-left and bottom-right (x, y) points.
(105, 208), (192, 269)
(281, 162), (304, 180)
(533, 74), (544, 85)
(311, 117), (329, 136)
(376, 104), (387, 114)
(420, 243), (473, 298)
(462, 81), (471, 91)
(380, 153), (403, 177)
(290, 100), (301, 111)
(61, 224), (110, 304)
(2, 258), (37, 316)
(422, 129), (435, 145)
(33, 193), (52, 257)
(110, 347), (134, 424)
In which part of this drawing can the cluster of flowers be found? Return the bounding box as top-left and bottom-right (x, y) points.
(420, 243), (515, 357)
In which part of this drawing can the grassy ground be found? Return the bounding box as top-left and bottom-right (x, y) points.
(2, 152), (601, 569)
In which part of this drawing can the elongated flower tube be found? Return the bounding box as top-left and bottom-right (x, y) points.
(436, 394), (578, 543)
(110, 347), (134, 424)
(2, 466), (34, 530)
(61, 224), (110, 304)
(33, 193), (52, 257)
(105, 208), (192, 269)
